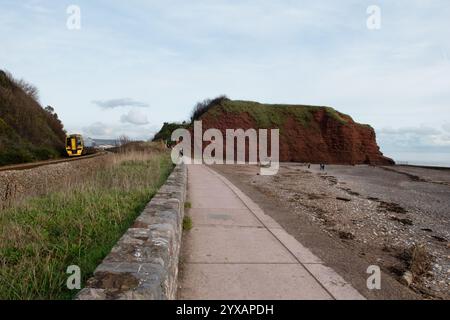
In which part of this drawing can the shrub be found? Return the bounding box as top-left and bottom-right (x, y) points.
(190, 95), (229, 123)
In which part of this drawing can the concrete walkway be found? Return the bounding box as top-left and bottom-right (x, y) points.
(179, 165), (365, 300)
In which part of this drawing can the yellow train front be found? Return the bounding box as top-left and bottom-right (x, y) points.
(65, 134), (85, 157)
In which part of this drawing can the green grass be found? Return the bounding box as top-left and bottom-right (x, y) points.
(0, 151), (173, 300)
(184, 201), (192, 209)
(208, 100), (349, 128)
(152, 122), (190, 143)
(183, 216), (193, 231)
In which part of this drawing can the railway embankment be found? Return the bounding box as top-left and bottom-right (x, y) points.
(0, 154), (108, 209)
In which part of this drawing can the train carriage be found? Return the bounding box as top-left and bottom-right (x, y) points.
(65, 134), (85, 157)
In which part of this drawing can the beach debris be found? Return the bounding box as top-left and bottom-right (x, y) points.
(378, 201), (408, 214)
(338, 231), (355, 240)
(431, 235), (447, 243)
(400, 271), (414, 287)
(390, 216), (414, 226)
(307, 193), (325, 200)
(399, 245), (433, 282)
(336, 197), (351, 202)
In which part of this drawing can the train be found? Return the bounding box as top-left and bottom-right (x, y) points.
(65, 134), (95, 157)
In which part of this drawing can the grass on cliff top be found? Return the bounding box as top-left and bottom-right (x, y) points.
(0, 150), (173, 300)
(152, 122), (190, 143)
(205, 99), (350, 128)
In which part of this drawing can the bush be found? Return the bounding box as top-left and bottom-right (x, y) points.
(152, 122), (190, 142)
(0, 146), (35, 166)
(32, 146), (60, 161)
(190, 95), (229, 123)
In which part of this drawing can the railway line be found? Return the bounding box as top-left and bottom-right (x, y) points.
(0, 152), (107, 172)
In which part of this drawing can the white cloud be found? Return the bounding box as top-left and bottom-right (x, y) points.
(92, 98), (149, 109)
(120, 109), (149, 125)
(378, 125), (450, 153)
(82, 121), (157, 140)
(443, 123), (450, 133)
(22, 0), (52, 14)
(379, 126), (441, 136)
(83, 122), (114, 137)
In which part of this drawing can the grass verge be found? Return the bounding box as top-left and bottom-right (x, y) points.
(0, 150), (173, 300)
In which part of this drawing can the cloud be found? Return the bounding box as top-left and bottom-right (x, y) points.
(92, 98), (149, 109)
(82, 122), (115, 137)
(378, 125), (450, 154)
(22, 1), (52, 14)
(379, 126), (441, 136)
(120, 109), (149, 125)
(443, 123), (450, 133)
(82, 121), (158, 140)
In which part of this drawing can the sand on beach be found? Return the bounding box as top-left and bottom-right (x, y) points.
(212, 163), (450, 300)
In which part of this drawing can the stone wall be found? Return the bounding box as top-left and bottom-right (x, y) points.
(76, 163), (187, 300)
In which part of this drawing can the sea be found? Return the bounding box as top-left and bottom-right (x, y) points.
(396, 160), (450, 168)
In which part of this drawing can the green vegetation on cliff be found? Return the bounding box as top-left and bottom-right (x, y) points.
(153, 121), (190, 143)
(208, 98), (350, 127)
(0, 70), (66, 166)
(153, 96), (353, 141)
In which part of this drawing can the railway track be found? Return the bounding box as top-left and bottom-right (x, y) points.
(0, 152), (107, 172)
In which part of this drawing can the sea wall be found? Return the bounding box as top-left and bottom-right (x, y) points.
(76, 163), (187, 300)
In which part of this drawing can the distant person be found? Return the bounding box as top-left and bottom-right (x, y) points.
(307, 163), (311, 169)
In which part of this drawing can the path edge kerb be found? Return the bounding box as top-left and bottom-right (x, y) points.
(76, 163), (187, 300)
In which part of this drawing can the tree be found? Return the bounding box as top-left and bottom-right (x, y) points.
(190, 95), (229, 123)
(45, 106), (55, 114)
(14, 78), (39, 102)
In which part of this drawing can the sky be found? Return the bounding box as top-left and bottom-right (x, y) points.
(1, 0), (449, 165)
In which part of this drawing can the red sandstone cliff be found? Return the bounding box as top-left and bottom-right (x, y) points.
(157, 98), (394, 165)
(201, 99), (393, 165)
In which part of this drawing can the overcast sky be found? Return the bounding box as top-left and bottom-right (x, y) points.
(1, 0), (449, 164)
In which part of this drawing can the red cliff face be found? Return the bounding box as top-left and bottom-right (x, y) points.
(191, 100), (394, 165)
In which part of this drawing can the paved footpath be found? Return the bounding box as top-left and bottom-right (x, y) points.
(179, 165), (366, 300)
